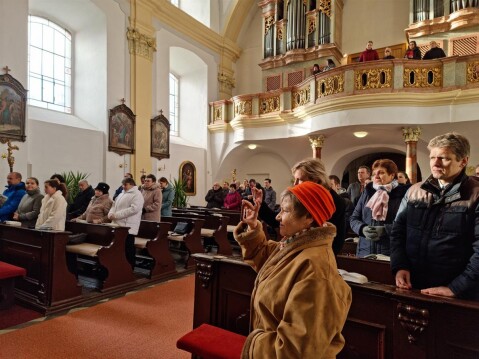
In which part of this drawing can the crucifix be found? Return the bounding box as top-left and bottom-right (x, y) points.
(159, 109), (163, 116)
(2, 66), (11, 74)
(120, 98), (125, 105)
(140, 168), (146, 176)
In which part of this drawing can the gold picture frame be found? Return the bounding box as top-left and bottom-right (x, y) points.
(179, 161), (196, 196)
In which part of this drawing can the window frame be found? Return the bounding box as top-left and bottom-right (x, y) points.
(169, 72), (179, 136)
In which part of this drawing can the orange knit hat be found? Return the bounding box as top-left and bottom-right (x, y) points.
(288, 182), (336, 226)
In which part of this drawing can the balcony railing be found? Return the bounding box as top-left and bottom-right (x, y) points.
(208, 54), (479, 128)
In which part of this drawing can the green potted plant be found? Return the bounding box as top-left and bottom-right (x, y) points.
(172, 178), (188, 208)
(61, 171), (90, 205)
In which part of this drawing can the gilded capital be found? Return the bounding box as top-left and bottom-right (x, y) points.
(309, 135), (325, 148)
(218, 72), (236, 91)
(402, 127), (421, 142)
(127, 27), (156, 62)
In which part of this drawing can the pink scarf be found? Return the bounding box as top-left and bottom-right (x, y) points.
(366, 181), (397, 221)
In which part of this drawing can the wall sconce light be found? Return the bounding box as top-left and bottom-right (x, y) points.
(158, 163), (166, 171)
(119, 163), (127, 168)
(248, 144), (257, 150)
(353, 131), (368, 138)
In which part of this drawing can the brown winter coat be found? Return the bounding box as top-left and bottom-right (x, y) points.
(234, 221), (351, 359)
(78, 194), (113, 224)
(141, 183), (162, 221)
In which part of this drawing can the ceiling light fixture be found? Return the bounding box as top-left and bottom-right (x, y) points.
(353, 131), (368, 138)
(248, 144), (257, 150)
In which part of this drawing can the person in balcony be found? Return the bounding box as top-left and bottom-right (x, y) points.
(422, 41), (446, 60)
(350, 159), (408, 258)
(323, 59), (336, 71)
(358, 40), (379, 62)
(312, 63), (321, 75)
(404, 40), (421, 59)
(383, 47), (395, 59)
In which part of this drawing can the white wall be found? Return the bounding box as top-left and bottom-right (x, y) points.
(179, 0), (210, 28)
(342, 0), (410, 55)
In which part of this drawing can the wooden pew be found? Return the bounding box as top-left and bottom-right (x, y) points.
(0, 224), (82, 314)
(173, 212), (232, 255)
(65, 222), (136, 291)
(162, 216), (205, 269)
(134, 220), (176, 279)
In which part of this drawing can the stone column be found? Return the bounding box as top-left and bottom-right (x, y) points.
(309, 135), (325, 159)
(127, 0), (156, 180)
(402, 127), (422, 184)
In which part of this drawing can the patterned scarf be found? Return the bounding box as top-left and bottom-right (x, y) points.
(366, 180), (398, 221)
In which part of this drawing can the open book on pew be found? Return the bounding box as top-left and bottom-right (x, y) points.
(363, 254), (390, 262)
(338, 269), (368, 284)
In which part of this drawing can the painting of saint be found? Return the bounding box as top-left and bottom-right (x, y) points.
(0, 73), (27, 141)
(179, 161), (196, 196)
(108, 103), (135, 155)
(151, 112), (170, 160)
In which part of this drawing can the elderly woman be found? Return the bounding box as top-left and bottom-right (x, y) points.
(36, 179), (68, 231)
(13, 177), (44, 227)
(72, 182), (112, 224)
(235, 182), (351, 358)
(223, 183), (242, 210)
(350, 159), (409, 257)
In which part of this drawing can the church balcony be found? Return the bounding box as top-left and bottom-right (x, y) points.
(208, 54), (479, 139)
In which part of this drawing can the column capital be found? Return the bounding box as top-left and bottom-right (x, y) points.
(309, 134), (325, 149)
(402, 127), (422, 142)
(127, 27), (156, 62)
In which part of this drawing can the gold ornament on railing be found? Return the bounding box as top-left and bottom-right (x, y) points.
(0, 139), (19, 173)
(231, 168), (237, 183)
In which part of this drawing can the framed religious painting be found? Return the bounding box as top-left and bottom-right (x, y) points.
(151, 111), (170, 160)
(179, 161), (196, 196)
(108, 103), (135, 155)
(0, 72), (27, 142)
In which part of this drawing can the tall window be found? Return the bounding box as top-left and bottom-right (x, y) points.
(169, 73), (179, 136)
(28, 16), (72, 113)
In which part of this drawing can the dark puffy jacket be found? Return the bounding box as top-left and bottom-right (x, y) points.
(68, 186), (95, 218)
(350, 181), (408, 257)
(0, 182), (26, 221)
(390, 172), (479, 299)
(205, 188), (224, 209)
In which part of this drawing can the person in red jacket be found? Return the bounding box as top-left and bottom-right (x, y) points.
(359, 41), (379, 62)
(223, 183), (242, 211)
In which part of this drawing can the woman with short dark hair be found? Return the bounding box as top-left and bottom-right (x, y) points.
(13, 177), (44, 227)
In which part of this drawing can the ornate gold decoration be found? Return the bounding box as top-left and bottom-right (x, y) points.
(259, 96), (280, 114)
(466, 61), (479, 83)
(317, 74), (344, 98)
(403, 66), (442, 88)
(218, 72), (235, 91)
(397, 303), (429, 344)
(0, 138), (18, 172)
(264, 15), (275, 35)
(292, 86), (311, 109)
(402, 127), (422, 142)
(231, 169), (237, 182)
(126, 27), (156, 61)
(355, 68), (392, 90)
(277, 23), (283, 40)
(307, 16), (316, 35)
(309, 135), (325, 148)
(234, 100), (253, 116)
(213, 106), (223, 124)
(318, 0), (332, 17)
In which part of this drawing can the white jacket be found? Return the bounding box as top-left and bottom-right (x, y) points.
(108, 186), (144, 235)
(36, 190), (68, 231)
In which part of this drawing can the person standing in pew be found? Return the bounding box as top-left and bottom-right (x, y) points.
(159, 177), (174, 217)
(205, 182), (225, 209)
(0, 172), (26, 222)
(141, 174), (162, 221)
(223, 183), (242, 210)
(71, 182), (112, 224)
(113, 173), (133, 201)
(235, 182), (351, 358)
(36, 179), (68, 231)
(108, 177), (144, 269)
(67, 179), (95, 220)
(13, 177), (44, 227)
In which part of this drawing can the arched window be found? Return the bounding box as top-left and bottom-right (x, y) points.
(28, 16), (72, 113)
(169, 73), (179, 136)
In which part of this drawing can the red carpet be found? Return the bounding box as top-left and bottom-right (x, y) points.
(0, 275), (194, 358)
(0, 304), (42, 330)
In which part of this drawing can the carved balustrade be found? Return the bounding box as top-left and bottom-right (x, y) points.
(208, 54), (479, 128)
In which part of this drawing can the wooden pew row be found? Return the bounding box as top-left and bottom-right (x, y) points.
(65, 222), (136, 291)
(0, 224), (82, 313)
(173, 212), (232, 255)
(162, 216), (205, 269)
(134, 220), (176, 279)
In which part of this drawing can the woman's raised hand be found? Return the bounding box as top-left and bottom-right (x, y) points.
(241, 188), (262, 230)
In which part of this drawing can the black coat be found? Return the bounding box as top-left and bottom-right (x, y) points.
(205, 188), (224, 209)
(390, 172), (479, 300)
(350, 182), (408, 257)
(68, 185), (95, 217)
